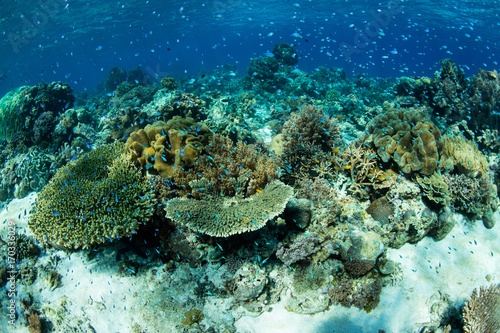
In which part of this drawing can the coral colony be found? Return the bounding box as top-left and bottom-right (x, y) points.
(0, 43), (499, 332)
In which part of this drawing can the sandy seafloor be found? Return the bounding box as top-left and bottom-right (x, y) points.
(0, 192), (499, 333)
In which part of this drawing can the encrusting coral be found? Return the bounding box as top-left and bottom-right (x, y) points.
(28, 143), (155, 249)
(165, 179), (293, 237)
(367, 107), (443, 175)
(125, 116), (211, 179)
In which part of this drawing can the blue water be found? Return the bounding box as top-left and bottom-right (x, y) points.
(1, 0), (499, 95)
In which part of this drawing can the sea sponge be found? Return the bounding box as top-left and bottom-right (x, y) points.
(164, 179), (293, 237)
(125, 116), (211, 179)
(440, 135), (488, 178)
(28, 143), (155, 249)
(367, 107), (443, 175)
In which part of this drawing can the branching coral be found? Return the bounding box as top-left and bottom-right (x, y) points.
(463, 284), (500, 333)
(173, 133), (278, 197)
(125, 116), (211, 179)
(367, 107), (443, 175)
(28, 143), (156, 249)
(334, 140), (389, 198)
(157, 92), (206, 120)
(165, 179), (293, 237)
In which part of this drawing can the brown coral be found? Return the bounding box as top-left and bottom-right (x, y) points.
(440, 135), (488, 178)
(125, 116), (211, 179)
(463, 284), (500, 333)
(173, 134), (278, 197)
(367, 107), (443, 175)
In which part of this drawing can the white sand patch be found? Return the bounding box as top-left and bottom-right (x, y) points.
(235, 212), (500, 333)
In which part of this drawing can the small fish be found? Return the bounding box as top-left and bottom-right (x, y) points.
(256, 189), (263, 194)
(290, 32), (303, 38)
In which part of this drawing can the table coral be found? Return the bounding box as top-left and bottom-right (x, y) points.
(125, 116), (211, 179)
(367, 107), (443, 175)
(28, 143), (155, 249)
(164, 179), (293, 237)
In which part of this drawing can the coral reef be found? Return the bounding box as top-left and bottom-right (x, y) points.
(415, 172), (451, 206)
(367, 107), (443, 175)
(0, 82), (74, 144)
(276, 232), (321, 266)
(157, 92), (206, 120)
(28, 143), (155, 249)
(463, 284), (500, 333)
(440, 135), (488, 178)
(328, 278), (382, 312)
(165, 179), (293, 237)
(230, 263), (268, 301)
(161, 77), (178, 90)
(125, 117), (211, 179)
(104, 67), (127, 92)
(272, 43), (298, 65)
(173, 134), (278, 197)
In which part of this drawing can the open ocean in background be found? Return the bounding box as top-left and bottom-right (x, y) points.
(1, 0), (499, 94)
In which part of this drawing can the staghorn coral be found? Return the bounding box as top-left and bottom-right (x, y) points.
(28, 143), (155, 249)
(173, 133), (278, 197)
(463, 284), (500, 333)
(165, 179), (293, 237)
(440, 135), (488, 178)
(125, 117), (211, 179)
(367, 107), (443, 175)
(334, 140), (393, 198)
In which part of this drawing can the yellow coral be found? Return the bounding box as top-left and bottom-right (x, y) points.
(125, 116), (211, 178)
(440, 135), (488, 178)
(415, 172), (451, 205)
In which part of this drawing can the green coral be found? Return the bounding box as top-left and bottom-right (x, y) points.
(165, 179), (293, 237)
(28, 143), (155, 249)
(367, 107), (443, 175)
(415, 172), (451, 205)
(0, 86), (28, 139)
